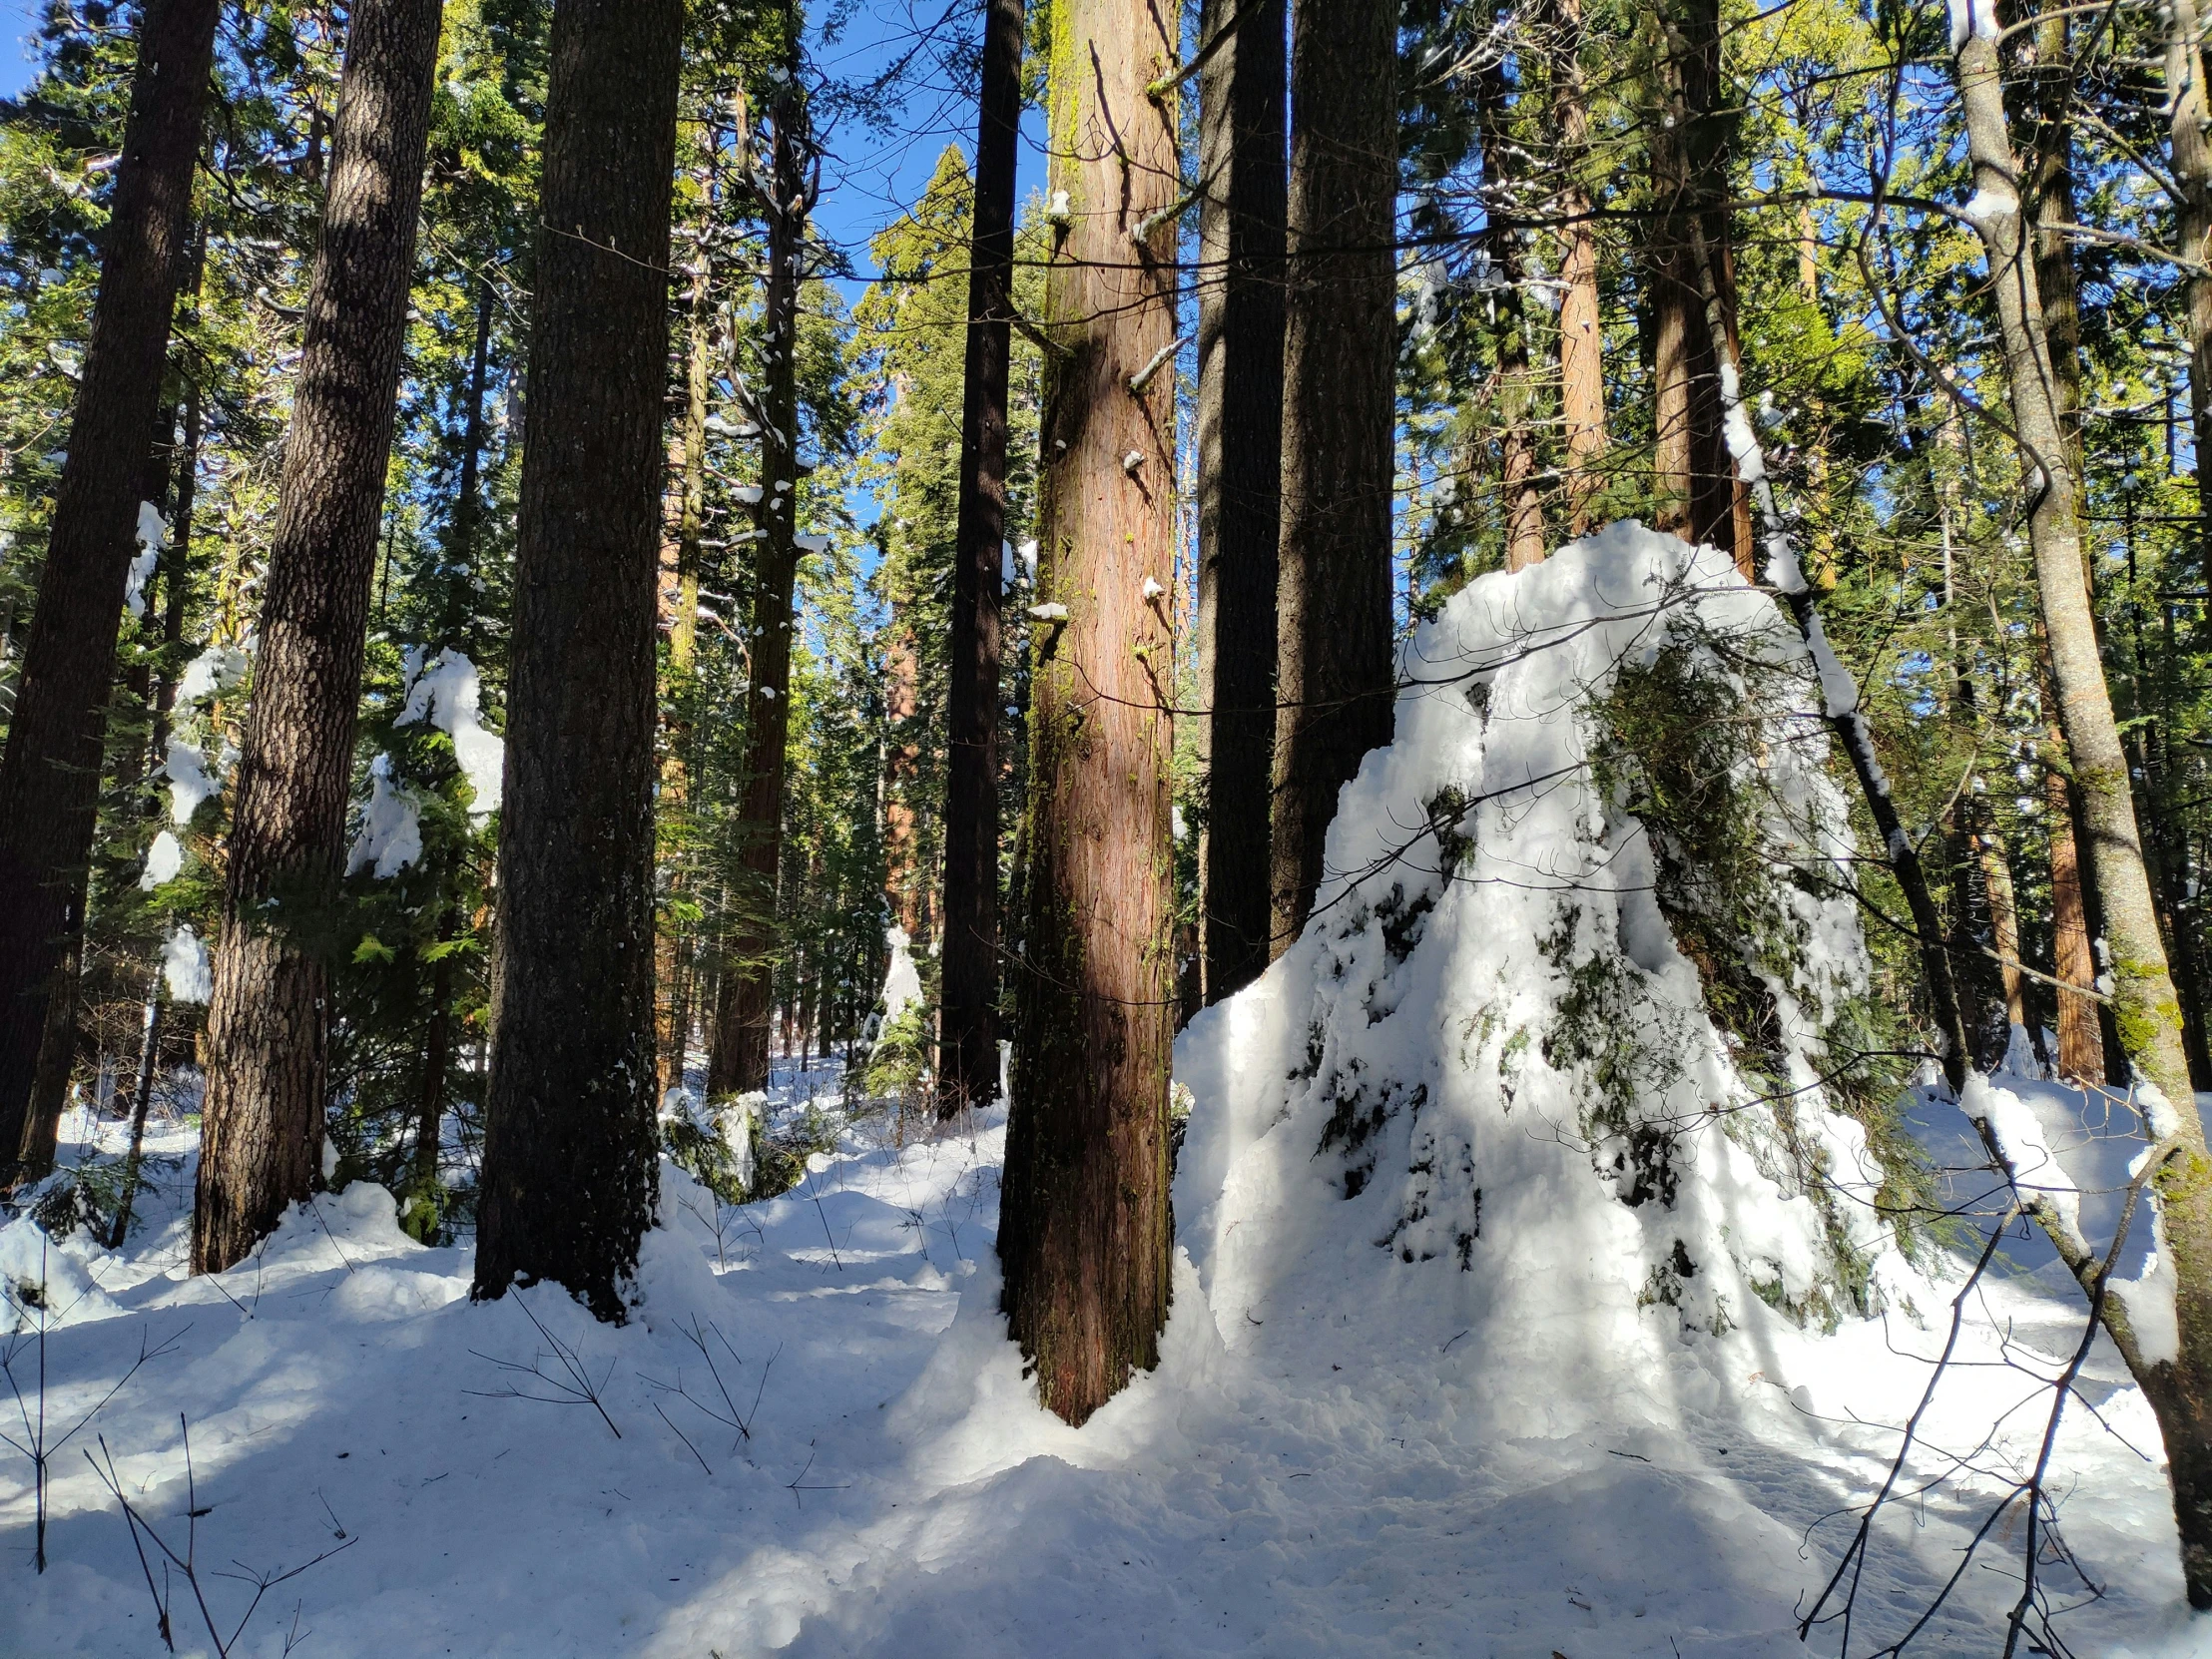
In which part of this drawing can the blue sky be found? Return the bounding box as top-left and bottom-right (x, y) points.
(0, 1), (37, 99)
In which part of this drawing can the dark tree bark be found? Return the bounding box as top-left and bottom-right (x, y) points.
(194, 0), (445, 1275)
(1195, 0), (1285, 1004)
(0, 0), (221, 1159)
(12, 918), (82, 1183)
(937, 0), (1024, 1112)
(108, 974), (166, 1247)
(712, 23), (813, 1100)
(1268, 0), (1398, 956)
(472, 0), (683, 1321)
(998, 0), (1179, 1426)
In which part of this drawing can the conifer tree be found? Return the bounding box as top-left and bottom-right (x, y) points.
(0, 0), (221, 1166)
(473, 0), (685, 1320)
(998, 0), (1180, 1426)
(193, 0), (446, 1275)
(1268, 0), (1398, 956)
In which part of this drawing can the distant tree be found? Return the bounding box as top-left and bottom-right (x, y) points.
(472, 0), (685, 1320)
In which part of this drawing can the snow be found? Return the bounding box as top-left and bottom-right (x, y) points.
(345, 754), (423, 878)
(4, 531), (2204, 1656)
(161, 924), (211, 1004)
(1961, 183), (2019, 233)
(161, 736), (222, 827)
(1963, 1072), (2086, 1253)
(123, 501), (164, 619)
(138, 829), (183, 891)
(880, 926), (920, 1024)
(794, 533), (830, 556)
(176, 642), (248, 704)
(396, 649), (503, 820)
(1026, 601), (1067, 622)
(1946, 0), (1998, 49)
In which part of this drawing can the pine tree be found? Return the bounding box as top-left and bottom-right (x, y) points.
(937, 0), (1024, 1112)
(1268, 0), (1397, 956)
(472, 0), (685, 1320)
(998, 0), (1180, 1426)
(193, 0), (446, 1275)
(1194, 0), (1284, 1003)
(0, 0), (222, 1167)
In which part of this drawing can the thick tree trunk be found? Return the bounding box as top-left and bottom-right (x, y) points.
(1955, 29), (2212, 1605)
(0, 0), (221, 1157)
(1548, 0), (1606, 535)
(472, 0), (683, 1321)
(998, 0), (1179, 1426)
(1643, 0), (1743, 571)
(2162, 0), (2212, 575)
(1474, 47), (1544, 573)
(1269, 0), (1397, 956)
(937, 0), (1023, 1109)
(715, 36), (811, 1100)
(12, 919), (83, 1183)
(1194, 0), (1284, 1003)
(194, 0), (444, 1274)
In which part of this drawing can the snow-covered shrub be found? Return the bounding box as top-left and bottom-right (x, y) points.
(660, 1089), (763, 1203)
(1176, 526), (1923, 1364)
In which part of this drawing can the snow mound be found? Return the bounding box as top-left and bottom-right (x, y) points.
(1178, 524), (1910, 1431)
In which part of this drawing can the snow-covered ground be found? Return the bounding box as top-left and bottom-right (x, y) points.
(4, 527), (2206, 1655)
(0, 1074), (2196, 1658)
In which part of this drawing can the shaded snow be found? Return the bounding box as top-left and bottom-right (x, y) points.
(397, 650), (503, 819)
(161, 924), (210, 1004)
(345, 754), (423, 878)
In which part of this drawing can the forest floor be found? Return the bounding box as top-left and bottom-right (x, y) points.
(0, 1056), (2203, 1657)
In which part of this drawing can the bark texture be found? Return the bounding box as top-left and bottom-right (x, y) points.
(1956, 30), (2212, 1605)
(194, 0), (445, 1274)
(938, 0), (1023, 1110)
(472, 0), (683, 1321)
(0, 0), (221, 1159)
(998, 0), (1179, 1426)
(712, 29), (811, 1100)
(1548, 0), (1606, 534)
(1269, 0), (1397, 957)
(1195, 0), (1285, 1003)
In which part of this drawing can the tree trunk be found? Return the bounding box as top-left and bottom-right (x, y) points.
(194, 0), (445, 1275)
(1548, 0), (1606, 535)
(715, 26), (811, 1099)
(472, 0), (684, 1321)
(2045, 713), (2105, 1081)
(108, 975), (166, 1247)
(1643, 0), (1743, 570)
(12, 918), (83, 1183)
(1269, 0), (1397, 956)
(937, 0), (1024, 1109)
(1955, 28), (2212, 1606)
(402, 905), (456, 1241)
(998, 0), (1179, 1426)
(1195, 0), (1284, 1003)
(1474, 43), (1544, 574)
(0, 0), (221, 1158)
(2162, 0), (2212, 579)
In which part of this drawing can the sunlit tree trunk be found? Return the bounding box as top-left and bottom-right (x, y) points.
(1955, 26), (2212, 1605)
(473, 0), (684, 1320)
(0, 0), (222, 1159)
(998, 0), (1179, 1426)
(1547, 0), (1605, 535)
(1269, 0), (1397, 954)
(195, 0), (444, 1273)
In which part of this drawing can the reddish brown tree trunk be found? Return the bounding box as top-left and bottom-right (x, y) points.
(1269, 0), (1398, 955)
(0, 0), (221, 1158)
(938, 0), (1025, 1109)
(472, 0), (684, 1320)
(998, 0), (1179, 1426)
(195, 0), (445, 1274)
